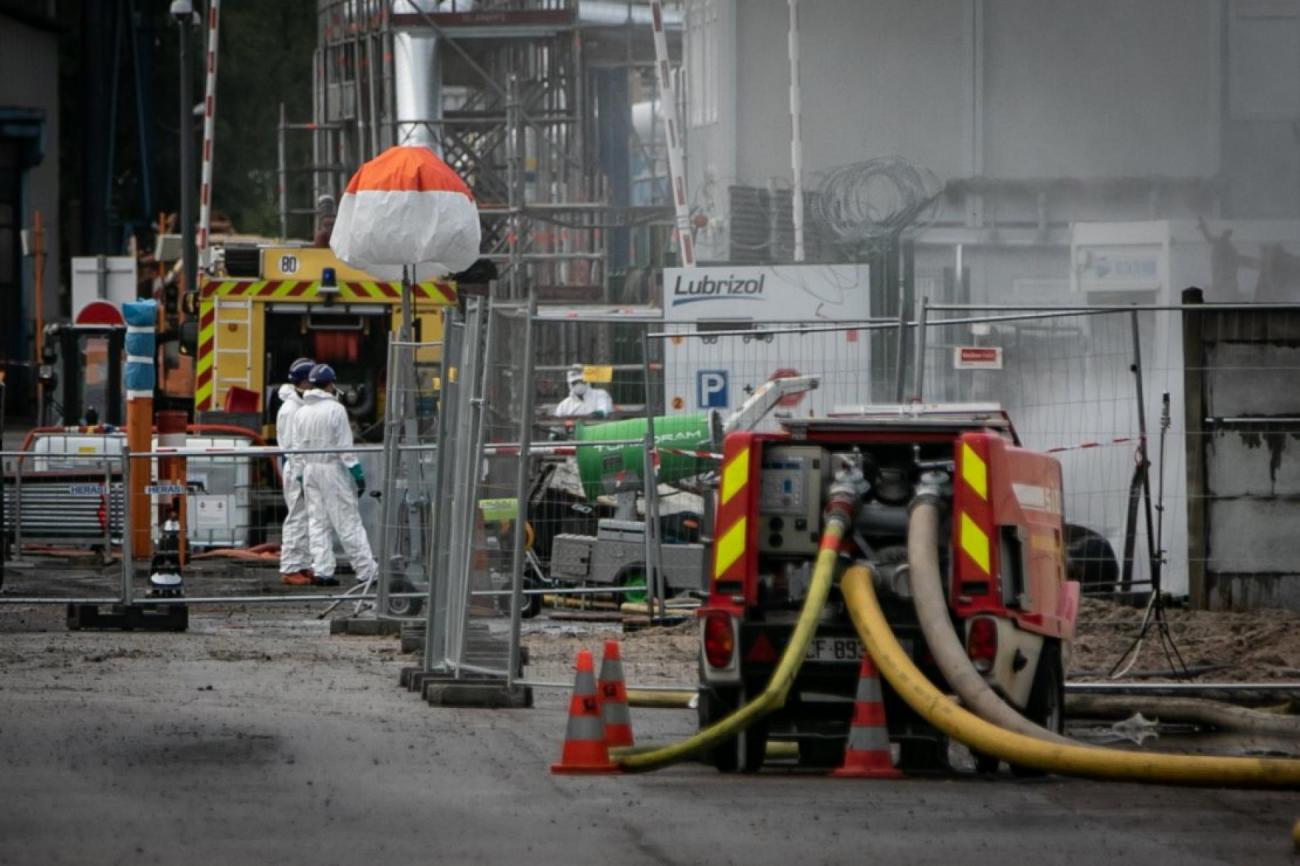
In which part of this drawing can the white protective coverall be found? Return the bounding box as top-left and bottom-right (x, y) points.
(554, 383), (614, 418)
(296, 388), (378, 583)
(275, 384), (333, 576)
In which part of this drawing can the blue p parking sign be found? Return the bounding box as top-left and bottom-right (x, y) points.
(697, 369), (729, 408)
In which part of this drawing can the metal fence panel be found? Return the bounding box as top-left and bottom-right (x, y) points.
(2, 446), (124, 602)
(375, 336), (443, 620)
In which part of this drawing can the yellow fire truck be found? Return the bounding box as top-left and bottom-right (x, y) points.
(194, 245), (456, 435)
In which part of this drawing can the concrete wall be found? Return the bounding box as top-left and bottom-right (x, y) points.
(0, 12), (61, 354)
(1188, 308), (1300, 610)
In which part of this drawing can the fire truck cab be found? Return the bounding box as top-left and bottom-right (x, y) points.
(195, 245), (455, 437)
(696, 404), (1079, 772)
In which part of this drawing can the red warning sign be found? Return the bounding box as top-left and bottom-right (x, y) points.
(769, 368), (804, 407)
(954, 346), (1003, 370)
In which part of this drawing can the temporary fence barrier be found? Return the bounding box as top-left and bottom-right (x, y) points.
(417, 299), (552, 684)
(374, 336), (444, 620)
(915, 300), (1300, 609)
(1, 437), (402, 608)
(1, 445), (123, 599)
(521, 312), (680, 621)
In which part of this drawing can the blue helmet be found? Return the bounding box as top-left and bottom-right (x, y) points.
(288, 357), (315, 383)
(308, 363), (336, 386)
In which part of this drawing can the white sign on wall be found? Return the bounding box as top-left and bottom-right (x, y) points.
(1076, 245), (1162, 293)
(661, 264), (875, 421)
(662, 265), (870, 322)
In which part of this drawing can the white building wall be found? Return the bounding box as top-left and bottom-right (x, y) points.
(981, 0), (1218, 179)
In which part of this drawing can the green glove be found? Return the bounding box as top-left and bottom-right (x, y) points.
(349, 462), (366, 496)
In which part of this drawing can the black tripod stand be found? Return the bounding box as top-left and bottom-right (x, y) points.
(1108, 375), (1189, 678)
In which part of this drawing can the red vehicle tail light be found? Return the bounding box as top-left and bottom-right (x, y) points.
(966, 616), (998, 674)
(703, 613), (735, 669)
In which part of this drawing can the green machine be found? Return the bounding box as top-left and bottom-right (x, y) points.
(573, 412), (720, 500)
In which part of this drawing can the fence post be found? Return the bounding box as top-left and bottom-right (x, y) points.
(423, 310), (461, 674)
(377, 339), (401, 618)
(1128, 308), (1162, 597)
(640, 329), (666, 620)
(911, 296), (929, 403)
(506, 301), (536, 686)
(1180, 287), (1208, 609)
(120, 446), (133, 606)
(102, 458), (113, 565)
(12, 451), (24, 563)
(447, 298), (487, 676)
(893, 305), (908, 402)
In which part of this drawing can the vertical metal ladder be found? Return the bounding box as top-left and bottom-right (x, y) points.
(212, 296), (254, 408)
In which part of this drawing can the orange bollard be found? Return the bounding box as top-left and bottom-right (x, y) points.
(551, 649), (619, 774)
(598, 640), (634, 749)
(831, 654), (903, 779)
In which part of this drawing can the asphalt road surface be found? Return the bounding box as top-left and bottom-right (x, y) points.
(1, 606), (1295, 866)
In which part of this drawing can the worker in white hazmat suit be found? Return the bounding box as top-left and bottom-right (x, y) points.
(276, 357), (335, 585)
(553, 365), (614, 418)
(296, 363), (378, 587)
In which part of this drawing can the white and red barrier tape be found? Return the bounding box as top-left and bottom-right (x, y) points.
(1044, 435), (1144, 454)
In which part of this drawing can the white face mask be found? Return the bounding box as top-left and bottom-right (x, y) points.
(571, 382), (588, 397)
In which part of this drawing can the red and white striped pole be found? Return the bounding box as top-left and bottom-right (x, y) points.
(648, 0), (694, 266)
(197, 0), (221, 259)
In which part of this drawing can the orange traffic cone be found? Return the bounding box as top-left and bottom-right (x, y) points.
(831, 654), (903, 779)
(598, 640), (634, 749)
(551, 649), (619, 774)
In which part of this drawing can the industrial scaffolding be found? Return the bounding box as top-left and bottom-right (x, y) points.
(289, 0), (681, 322)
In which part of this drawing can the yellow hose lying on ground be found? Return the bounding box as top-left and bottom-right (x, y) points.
(841, 563), (1300, 788)
(615, 518), (846, 772)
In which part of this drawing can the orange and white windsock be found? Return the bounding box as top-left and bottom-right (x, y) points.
(330, 146), (481, 278)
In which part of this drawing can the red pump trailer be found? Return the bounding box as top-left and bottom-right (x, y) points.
(695, 405), (1080, 772)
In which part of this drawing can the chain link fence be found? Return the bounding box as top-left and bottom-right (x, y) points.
(375, 338), (444, 620)
(916, 301), (1300, 608)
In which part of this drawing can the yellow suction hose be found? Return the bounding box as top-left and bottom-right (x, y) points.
(616, 516), (847, 772)
(841, 563), (1300, 788)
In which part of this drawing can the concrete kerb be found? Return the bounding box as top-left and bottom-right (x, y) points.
(423, 678), (533, 709)
(329, 617), (402, 637)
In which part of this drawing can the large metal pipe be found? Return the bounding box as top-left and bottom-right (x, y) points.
(392, 0), (442, 152)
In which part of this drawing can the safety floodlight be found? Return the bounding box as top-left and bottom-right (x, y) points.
(319, 266), (339, 306)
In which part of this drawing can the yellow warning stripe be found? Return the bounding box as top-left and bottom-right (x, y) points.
(713, 516), (747, 579)
(961, 441), (987, 500)
(205, 278), (455, 303)
(720, 447), (749, 506)
(195, 380), (213, 409)
(959, 511), (990, 575)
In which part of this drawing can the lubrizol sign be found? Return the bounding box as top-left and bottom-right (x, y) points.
(662, 265), (869, 321)
(954, 346), (1003, 369)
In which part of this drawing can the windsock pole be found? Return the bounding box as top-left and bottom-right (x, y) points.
(123, 300), (158, 558)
